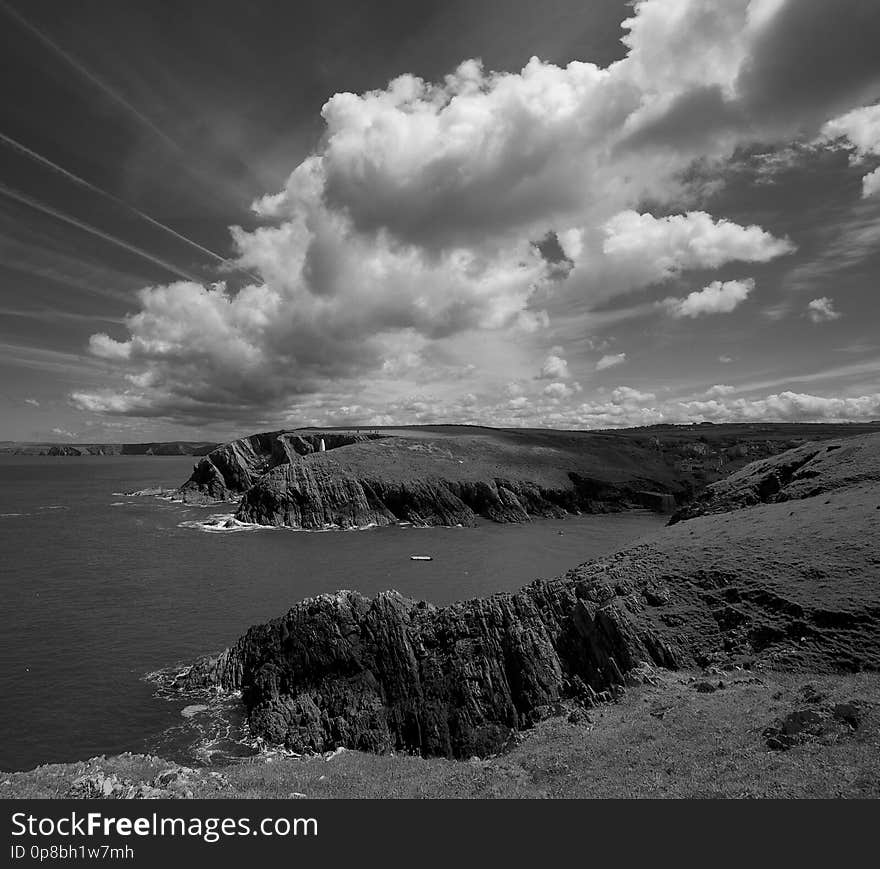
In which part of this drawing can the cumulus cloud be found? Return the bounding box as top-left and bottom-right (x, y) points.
(822, 104), (880, 157)
(24, 397), (40, 407)
(705, 384), (736, 397)
(663, 278), (755, 318)
(820, 103), (880, 197)
(807, 297), (842, 323)
(50, 427), (77, 439)
(539, 350), (570, 380)
(70, 0), (880, 426)
(596, 353), (627, 371)
(676, 391), (880, 424)
(542, 381), (581, 400)
(520, 386), (880, 430)
(602, 213), (791, 280)
(861, 166), (880, 198)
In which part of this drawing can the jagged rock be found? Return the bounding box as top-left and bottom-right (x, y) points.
(179, 431), (382, 504)
(174, 576), (679, 759)
(764, 703), (868, 750)
(177, 427), (708, 526)
(64, 764), (207, 799)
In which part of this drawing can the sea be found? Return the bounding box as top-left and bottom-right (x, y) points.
(0, 455), (665, 772)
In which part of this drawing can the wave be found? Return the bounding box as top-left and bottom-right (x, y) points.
(177, 513), (272, 533)
(144, 666), (355, 766)
(177, 513), (393, 534)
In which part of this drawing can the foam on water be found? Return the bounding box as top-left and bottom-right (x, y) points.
(177, 513), (392, 534)
(178, 513), (273, 533)
(144, 666), (264, 765)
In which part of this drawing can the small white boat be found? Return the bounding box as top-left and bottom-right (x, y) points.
(410, 555), (433, 561)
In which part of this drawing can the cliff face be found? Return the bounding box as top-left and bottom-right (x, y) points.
(233, 458), (641, 529)
(179, 431), (381, 504)
(183, 427), (684, 526)
(178, 424), (880, 526)
(1, 441), (217, 456)
(179, 575), (679, 758)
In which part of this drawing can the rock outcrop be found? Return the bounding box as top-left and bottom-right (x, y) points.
(232, 455), (643, 529)
(64, 762), (228, 799)
(179, 431), (382, 504)
(177, 575), (679, 759)
(182, 428), (686, 526)
(177, 424), (880, 528)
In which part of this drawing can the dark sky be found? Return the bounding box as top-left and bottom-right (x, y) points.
(1, 0), (879, 441)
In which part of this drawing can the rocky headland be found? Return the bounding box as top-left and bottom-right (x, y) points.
(176, 422), (879, 528)
(167, 431), (880, 760)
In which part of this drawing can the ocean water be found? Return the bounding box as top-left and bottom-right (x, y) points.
(0, 455), (664, 771)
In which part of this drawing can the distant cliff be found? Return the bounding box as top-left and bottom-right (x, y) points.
(669, 433), (880, 522)
(175, 424), (861, 529)
(178, 426), (715, 526)
(0, 441), (217, 456)
(179, 431), (383, 503)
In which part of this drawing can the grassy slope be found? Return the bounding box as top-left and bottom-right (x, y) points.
(568, 480), (880, 673)
(4, 670), (877, 799)
(266, 422), (880, 498)
(289, 431), (673, 490)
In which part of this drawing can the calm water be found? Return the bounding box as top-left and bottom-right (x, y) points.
(0, 455), (664, 771)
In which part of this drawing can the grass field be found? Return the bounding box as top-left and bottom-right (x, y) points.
(4, 668), (877, 799)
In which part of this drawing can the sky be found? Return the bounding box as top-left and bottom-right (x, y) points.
(1, 0), (879, 443)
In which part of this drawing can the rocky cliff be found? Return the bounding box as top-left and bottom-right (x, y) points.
(180, 426), (693, 525)
(177, 574), (678, 758)
(171, 433), (880, 758)
(232, 452), (642, 529)
(179, 423), (880, 529)
(0, 441), (217, 456)
(179, 431), (382, 503)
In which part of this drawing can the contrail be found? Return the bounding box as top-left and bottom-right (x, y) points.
(0, 0), (180, 152)
(0, 130), (260, 281)
(0, 183), (202, 283)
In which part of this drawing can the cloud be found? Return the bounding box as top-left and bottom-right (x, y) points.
(71, 0), (880, 426)
(596, 352), (627, 371)
(533, 386), (880, 429)
(718, 355), (734, 364)
(861, 166), (880, 198)
(663, 277), (755, 318)
(539, 350), (570, 379)
(820, 103), (880, 197)
(50, 427), (77, 439)
(602, 213), (792, 280)
(676, 391), (880, 424)
(705, 384), (736, 397)
(822, 104), (880, 158)
(24, 397), (40, 407)
(807, 297), (842, 323)
(542, 381), (581, 400)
